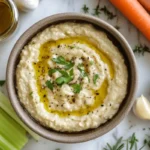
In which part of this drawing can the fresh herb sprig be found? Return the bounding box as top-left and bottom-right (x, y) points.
(129, 133), (138, 150)
(82, 4), (89, 13)
(103, 133), (148, 150)
(133, 44), (150, 55)
(103, 137), (124, 150)
(100, 6), (116, 20)
(93, 5), (101, 16)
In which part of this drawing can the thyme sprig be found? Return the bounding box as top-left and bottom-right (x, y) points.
(133, 44), (150, 55)
(129, 133), (138, 150)
(93, 5), (101, 16)
(100, 6), (116, 20)
(82, 4), (89, 14)
(103, 133), (145, 150)
(103, 137), (124, 150)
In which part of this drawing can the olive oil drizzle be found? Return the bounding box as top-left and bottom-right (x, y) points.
(33, 37), (114, 117)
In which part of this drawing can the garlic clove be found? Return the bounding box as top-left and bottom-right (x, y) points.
(14, 0), (39, 12)
(133, 95), (150, 120)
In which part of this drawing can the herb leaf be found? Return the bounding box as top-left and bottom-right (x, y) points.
(29, 92), (33, 97)
(90, 61), (94, 65)
(77, 64), (88, 78)
(100, 6), (116, 20)
(93, 5), (101, 16)
(0, 80), (5, 86)
(71, 84), (82, 94)
(64, 62), (74, 70)
(93, 74), (99, 84)
(58, 70), (69, 77)
(52, 56), (67, 65)
(49, 68), (59, 76)
(133, 44), (150, 55)
(69, 68), (74, 77)
(129, 133), (138, 150)
(56, 76), (72, 85)
(46, 80), (53, 90)
(82, 4), (89, 13)
(52, 56), (74, 70)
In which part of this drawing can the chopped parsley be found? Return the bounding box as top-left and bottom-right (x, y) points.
(68, 45), (75, 49)
(52, 56), (74, 70)
(82, 4), (89, 13)
(0, 80), (5, 86)
(29, 92), (33, 97)
(71, 84), (82, 94)
(64, 62), (74, 70)
(46, 80), (53, 90)
(52, 56), (67, 65)
(49, 68), (59, 76)
(90, 61), (94, 65)
(93, 74), (99, 84)
(56, 76), (73, 85)
(77, 64), (88, 78)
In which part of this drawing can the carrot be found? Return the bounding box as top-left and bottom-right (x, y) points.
(138, 0), (150, 12)
(109, 0), (150, 41)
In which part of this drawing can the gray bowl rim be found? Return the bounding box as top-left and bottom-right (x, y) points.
(6, 13), (138, 143)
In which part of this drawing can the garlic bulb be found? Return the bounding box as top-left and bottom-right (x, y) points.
(14, 0), (39, 12)
(133, 95), (150, 120)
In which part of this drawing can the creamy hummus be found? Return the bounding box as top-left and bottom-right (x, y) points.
(16, 22), (128, 132)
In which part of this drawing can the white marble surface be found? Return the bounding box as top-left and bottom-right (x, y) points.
(0, 0), (150, 149)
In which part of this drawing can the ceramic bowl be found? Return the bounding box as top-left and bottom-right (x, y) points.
(6, 13), (137, 143)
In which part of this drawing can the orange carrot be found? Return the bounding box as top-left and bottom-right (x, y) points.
(138, 0), (150, 12)
(109, 0), (150, 41)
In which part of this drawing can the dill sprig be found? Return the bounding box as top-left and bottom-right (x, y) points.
(133, 44), (150, 55)
(100, 6), (116, 20)
(93, 5), (101, 16)
(82, 4), (89, 14)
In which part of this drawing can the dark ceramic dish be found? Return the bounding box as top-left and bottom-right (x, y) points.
(6, 13), (137, 143)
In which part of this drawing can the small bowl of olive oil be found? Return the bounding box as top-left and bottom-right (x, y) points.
(0, 0), (18, 41)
